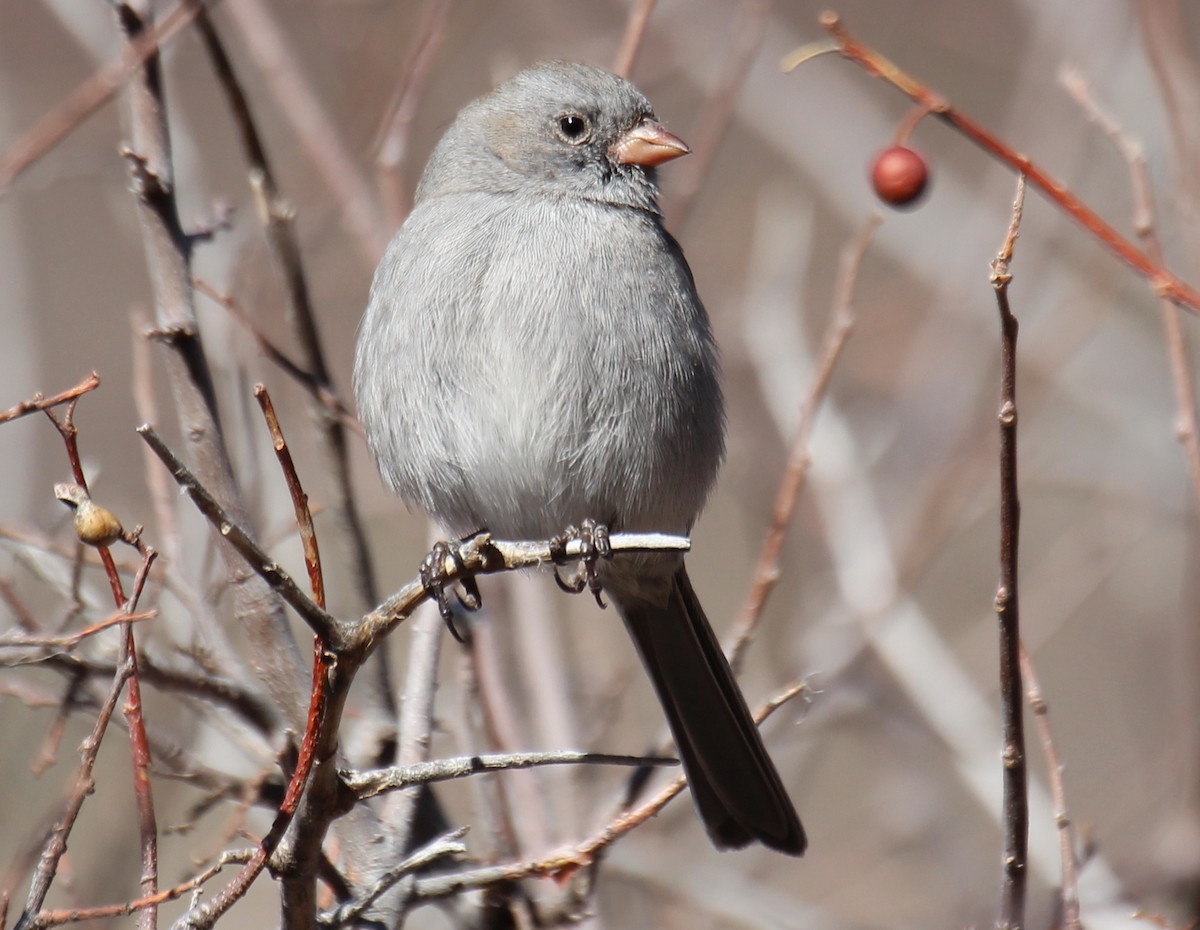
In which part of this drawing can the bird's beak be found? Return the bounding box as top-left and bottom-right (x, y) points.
(608, 118), (690, 167)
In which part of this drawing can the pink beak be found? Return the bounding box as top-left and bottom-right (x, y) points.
(608, 119), (690, 167)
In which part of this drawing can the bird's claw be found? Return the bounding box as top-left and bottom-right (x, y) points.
(420, 538), (482, 643)
(549, 518), (612, 609)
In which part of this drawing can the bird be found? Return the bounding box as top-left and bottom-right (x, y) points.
(354, 60), (805, 855)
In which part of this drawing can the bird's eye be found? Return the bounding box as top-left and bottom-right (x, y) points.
(557, 113), (591, 143)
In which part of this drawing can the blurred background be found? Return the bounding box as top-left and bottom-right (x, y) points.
(2, 1), (1199, 928)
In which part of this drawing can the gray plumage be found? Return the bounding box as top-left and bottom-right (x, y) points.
(354, 60), (805, 855)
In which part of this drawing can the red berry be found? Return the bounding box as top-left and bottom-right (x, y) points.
(871, 146), (929, 207)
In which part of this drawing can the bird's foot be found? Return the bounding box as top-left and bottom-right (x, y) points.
(549, 518), (612, 609)
(420, 535), (484, 643)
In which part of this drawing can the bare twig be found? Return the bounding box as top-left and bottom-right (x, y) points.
(344, 751), (676, 802)
(373, 0), (453, 224)
(219, 0), (391, 263)
(116, 0), (307, 725)
(19, 650), (137, 923)
(252, 384), (336, 930)
(320, 829), (468, 928)
(0, 1), (208, 193)
(612, 0), (658, 78)
(19, 849), (256, 930)
(196, 12), (380, 623)
(462, 617), (525, 858)
(992, 175), (1028, 930)
(1061, 67), (1200, 516)
(0, 374), (100, 425)
(0, 609), (155, 650)
(668, 0), (770, 227)
(362, 583), (452, 925)
(1019, 644), (1081, 930)
(139, 423), (688, 657)
(32, 387), (165, 930)
(254, 386), (325, 607)
(354, 532), (690, 658)
(395, 681), (810, 900)
(805, 12), (1200, 316)
(728, 214), (880, 672)
(137, 423), (341, 642)
(191, 279), (360, 434)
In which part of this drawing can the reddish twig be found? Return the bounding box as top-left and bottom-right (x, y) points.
(668, 0), (770, 228)
(373, 0), (453, 225)
(219, 0), (391, 263)
(1061, 68), (1200, 516)
(195, 11), (380, 622)
(191, 278), (360, 435)
(18, 849), (255, 930)
(254, 386), (325, 608)
(0, 1), (209, 193)
(992, 176), (1028, 930)
(117, 0), (308, 729)
(402, 681), (810, 897)
(0, 609), (155, 650)
(0, 374), (100, 425)
(41, 399), (162, 930)
(612, 0), (658, 78)
(159, 389), (336, 930)
(728, 214), (880, 671)
(809, 11), (1200, 316)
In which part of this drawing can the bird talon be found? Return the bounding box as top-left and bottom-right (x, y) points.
(552, 565), (585, 594)
(549, 519), (611, 607)
(456, 575), (483, 612)
(420, 539), (480, 644)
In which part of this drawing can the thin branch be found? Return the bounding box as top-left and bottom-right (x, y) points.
(19, 651), (136, 923)
(1020, 643), (1081, 930)
(36, 387), (163, 930)
(668, 0), (770, 227)
(373, 0), (453, 225)
(191, 279), (360, 434)
(612, 0), (657, 78)
(0, 609), (155, 650)
(319, 829), (468, 929)
(0, 374), (101, 425)
(992, 175), (1028, 930)
(218, 0), (391, 263)
(1061, 67), (1200, 516)
(137, 423), (339, 640)
(139, 419), (691, 657)
(399, 681), (810, 901)
(353, 532), (691, 659)
(116, 0), (307, 725)
(19, 849), (256, 930)
(254, 386), (325, 608)
(343, 750), (678, 802)
(0, 1), (209, 193)
(252, 384), (335, 930)
(806, 12), (1200, 316)
(728, 213), (880, 672)
(195, 12), (381, 622)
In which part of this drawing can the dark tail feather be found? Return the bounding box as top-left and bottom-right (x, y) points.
(616, 564), (806, 855)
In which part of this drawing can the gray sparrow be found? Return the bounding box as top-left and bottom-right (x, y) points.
(355, 60), (805, 855)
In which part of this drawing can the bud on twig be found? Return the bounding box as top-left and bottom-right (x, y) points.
(54, 483), (124, 548)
